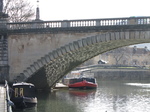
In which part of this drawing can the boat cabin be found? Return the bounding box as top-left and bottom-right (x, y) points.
(11, 82), (36, 99)
(10, 82), (37, 109)
(69, 78), (96, 84)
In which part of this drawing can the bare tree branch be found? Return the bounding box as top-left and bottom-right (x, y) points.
(3, 0), (34, 22)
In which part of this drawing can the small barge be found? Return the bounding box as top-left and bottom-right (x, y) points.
(10, 82), (37, 109)
(68, 77), (97, 89)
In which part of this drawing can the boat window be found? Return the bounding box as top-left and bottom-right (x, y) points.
(20, 88), (24, 97)
(69, 78), (96, 84)
(85, 78), (95, 83)
(15, 88), (18, 97)
(69, 78), (83, 84)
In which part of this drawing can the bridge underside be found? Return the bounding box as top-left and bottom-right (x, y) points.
(15, 30), (150, 90)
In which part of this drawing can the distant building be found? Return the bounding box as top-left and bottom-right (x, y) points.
(83, 46), (150, 66)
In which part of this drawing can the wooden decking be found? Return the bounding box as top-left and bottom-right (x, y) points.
(0, 85), (7, 112)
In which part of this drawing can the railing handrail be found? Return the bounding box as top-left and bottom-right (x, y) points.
(7, 16), (150, 24)
(5, 80), (12, 112)
(5, 16), (150, 30)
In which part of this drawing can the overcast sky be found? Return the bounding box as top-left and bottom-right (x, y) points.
(31, 0), (150, 49)
(31, 0), (150, 21)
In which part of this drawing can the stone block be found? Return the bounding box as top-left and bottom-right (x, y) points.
(33, 62), (40, 70)
(69, 43), (75, 51)
(124, 32), (130, 39)
(86, 37), (92, 45)
(96, 20), (100, 26)
(41, 57), (47, 65)
(64, 45), (71, 53)
(53, 51), (59, 58)
(145, 31), (150, 39)
(82, 39), (88, 46)
(105, 33), (110, 42)
(110, 33), (115, 40)
(23, 70), (30, 78)
(61, 20), (70, 27)
(77, 40), (83, 48)
(139, 31), (145, 39)
(95, 35), (101, 43)
(129, 31), (135, 39)
(120, 32), (125, 39)
(91, 36), (97, 44)
(135, 31), (140, 39)
(115, 32), (120, 40)
(37, 59), (43, 67)
(101, 34), (106, 42)
(56, 48), (63, 56)
(49, 53), (55, 60)
(73, 41), (79, 50)
(30, 65), (36, 73)
(60, 46), (67, 55)
(45, 55), (51, 63)
(27, 67), (33, 76)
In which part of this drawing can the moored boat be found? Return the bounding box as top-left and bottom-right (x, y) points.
(10, 82), (37, 109)
(68, 77), (97, 89)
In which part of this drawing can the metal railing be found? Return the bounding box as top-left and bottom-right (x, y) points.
(5, 80), (12, 112)
(6, 16), (150, 30)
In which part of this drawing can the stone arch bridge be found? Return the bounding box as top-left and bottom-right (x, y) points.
(1, 16), (150, 89)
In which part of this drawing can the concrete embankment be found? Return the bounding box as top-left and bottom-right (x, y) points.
(94, 69), (150, 81)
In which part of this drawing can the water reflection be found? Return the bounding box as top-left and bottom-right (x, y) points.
(14, 106), (37, 112)
(14, 80), (150, 112)
(69, 89), (96, 97)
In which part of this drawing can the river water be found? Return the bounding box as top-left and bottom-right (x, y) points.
(14, 79), (150, 112)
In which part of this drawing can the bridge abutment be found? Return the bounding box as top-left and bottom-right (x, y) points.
(0, 16), (150, 89)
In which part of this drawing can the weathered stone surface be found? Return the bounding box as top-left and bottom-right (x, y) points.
(33, 62), (40, 70)
(30, 65), (36, 73)
(73, 41), (80, 50)
(125, 32), (130, 39)
(23, 70), (30, 78)
(69, 43), (75, 51)
(26, 67), (33, 75)
(48, 53), (55, 60)
(82, 38), (88, 46)
(95, 35), (101, 42)
(86, 37), (92, 45)
(37, 59), (43, 67)
(53, 51), (59, 59)
(60, 46), (67, 55)
(56, 48), (63, 56)
(7, 29), (150, 89)
(77, 40), (83, 48)
(115, 32), (120, 40)
(64, 45), (71, 53)
(91, 36), (97, 44)
(41, 57), (47, 65)
(45, 55), (51, 63)
(105, 33), (111, 41)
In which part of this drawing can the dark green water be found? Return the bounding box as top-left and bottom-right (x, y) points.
(14, 79), (150, 112)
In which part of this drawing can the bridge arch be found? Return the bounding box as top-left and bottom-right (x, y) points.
(15, 30), (150, 89)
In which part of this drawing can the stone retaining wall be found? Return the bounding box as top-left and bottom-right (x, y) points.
(94, 70), (150, 81)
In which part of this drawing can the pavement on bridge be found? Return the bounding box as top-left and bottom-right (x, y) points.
(0, 85), (7, 112)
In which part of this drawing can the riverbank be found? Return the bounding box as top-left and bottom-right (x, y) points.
(94, 69), (150, 81)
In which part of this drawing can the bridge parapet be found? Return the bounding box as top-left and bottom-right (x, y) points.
(6, 16), (150, 30)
